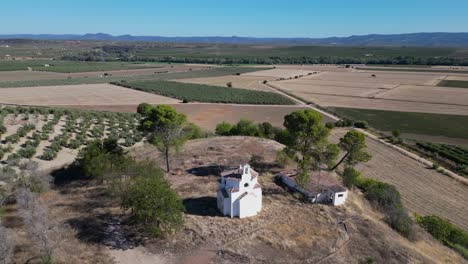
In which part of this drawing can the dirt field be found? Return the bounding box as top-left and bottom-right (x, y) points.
(303, 71), (444, 86)
(174, 75), (275, 91)
(292, 93), (468, 115)
(0, 70), (66, 82)
(0, 83), (179, 106)
(243, 68), (315, 79)
(374, 85), (468, 106)
(57, 103), (316, 130)
(330, 128), (468, 231)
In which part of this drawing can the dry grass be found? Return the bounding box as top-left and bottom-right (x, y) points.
(127, 137), (465, 263)
(243, 68), (314, 79)
(0, 83), (179, 106)
(303, 71), (444, 85)
(375, 85), (468, 106)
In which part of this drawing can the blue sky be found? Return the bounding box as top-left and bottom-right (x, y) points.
(2, 0), (467, 37)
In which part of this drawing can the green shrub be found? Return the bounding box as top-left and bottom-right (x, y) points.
(354, 120), (369, 129)
(325, 122), (335, 129)
(68, 139), (82, 149)
(122, 166), (184, 237)
(335, 119), (354, 127)
(215, 122), (233, 136)
(342, 167), (362, 188)
(41, 149), (57, 161)
(231, 119), (259, 136)
(50, 141), (62, 152)
(0, 148), (4, 160)
(18, 145), (37, 159)
(385, 207), (415, 239)
(5, 134), (20, 144)
(416, 214), (468, 258)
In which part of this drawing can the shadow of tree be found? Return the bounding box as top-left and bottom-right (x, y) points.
(186, 165), (226, 177)
(50, 163), (85, 186)
(66, 214), (142, 250)
(183, 196), (220, 217)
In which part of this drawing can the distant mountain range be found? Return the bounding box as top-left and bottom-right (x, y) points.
(1, 32), (468, 47)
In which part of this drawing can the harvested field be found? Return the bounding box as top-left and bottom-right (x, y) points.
(57, 104), (316, 130)
(0, 70), (66, 82)
(0, 83), (179, 106)
(243, 68), (314, 79)
(303, 71), (444, 86)
(271, 82), (383, 97)
(263, 64), (353, 72)
(292, 93), (468, 115)
(330, 128), (468, 232)
(375, 85), (468, 106)
(174, 75), (275, 91)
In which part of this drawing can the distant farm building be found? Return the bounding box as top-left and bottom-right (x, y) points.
(277, 170), (348, 206)
(217, 164), (262, 218)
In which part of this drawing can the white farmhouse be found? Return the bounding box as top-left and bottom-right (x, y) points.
(217, 164), (262, 218)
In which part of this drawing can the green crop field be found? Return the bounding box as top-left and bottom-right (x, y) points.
(0, 66), (264, 88)
(114, 80), (295, 105)
(416, 142), (468, 166)
(0, 60), (162, 73)
(330, 107), (468, 139)
(438, 80), (468, 88)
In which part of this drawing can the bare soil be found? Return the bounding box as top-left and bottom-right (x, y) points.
(0, 83), (179, 106)
(55, 103), (319, 131)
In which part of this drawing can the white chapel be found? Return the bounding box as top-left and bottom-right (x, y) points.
(217, 164), (262, 218)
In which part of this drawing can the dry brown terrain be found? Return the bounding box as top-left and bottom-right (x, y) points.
(375, 85), (468, 106)
(267, 69), (468, 115)
(2, 133), (465, 263)
(330, 128), (468, 231)
(0, 83), (179, 106)
(174, 75), (275, 91)
(54, 103), (318, 130)
(291, 93), (468, 115)
(243, 68), (314, 79)
(125, 137), (464, 264)
(0, 70), (66, 82)
(303, 71), (444, 85)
